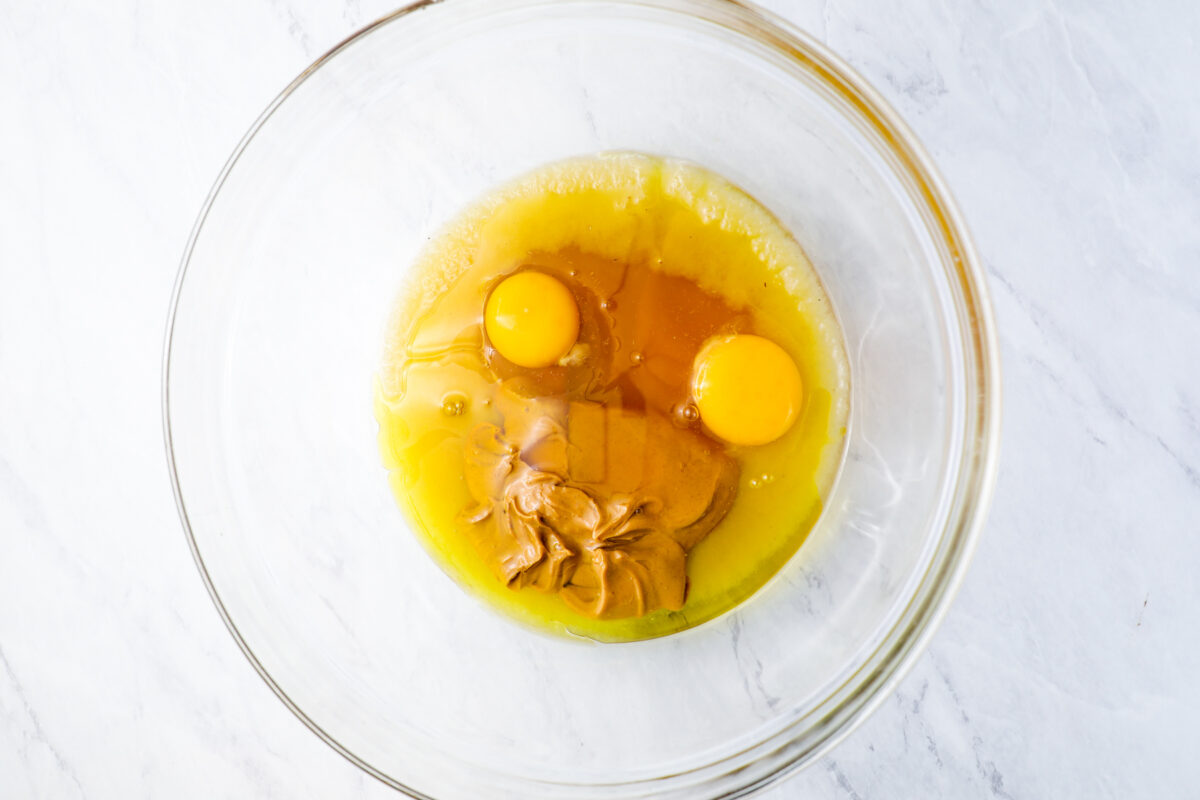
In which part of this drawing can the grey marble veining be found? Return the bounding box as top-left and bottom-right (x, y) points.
(2, 0), (1198, 797)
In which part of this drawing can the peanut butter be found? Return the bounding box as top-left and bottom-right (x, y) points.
(462, 389), (737, 619)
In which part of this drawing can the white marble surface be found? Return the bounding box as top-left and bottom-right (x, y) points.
(2, 0), (1198, 797)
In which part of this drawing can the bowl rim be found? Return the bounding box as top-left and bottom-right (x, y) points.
(162, 0), (1002, 796)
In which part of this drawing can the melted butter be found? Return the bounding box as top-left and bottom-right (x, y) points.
(377, 153), (849, 641)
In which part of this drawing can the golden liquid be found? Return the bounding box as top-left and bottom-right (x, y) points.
(377, 153), (849, 641)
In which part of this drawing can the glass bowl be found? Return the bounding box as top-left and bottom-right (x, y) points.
(163, 0), (1001, 797)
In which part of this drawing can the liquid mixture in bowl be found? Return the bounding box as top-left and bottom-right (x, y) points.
(377, 153), (848, 641)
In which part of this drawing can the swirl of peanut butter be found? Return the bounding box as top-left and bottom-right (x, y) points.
(461, 384), (738, 620)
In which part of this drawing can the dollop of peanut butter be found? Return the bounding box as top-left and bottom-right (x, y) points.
(461, 385), (738, 620)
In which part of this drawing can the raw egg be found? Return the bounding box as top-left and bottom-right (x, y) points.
(484, 271), (580, 368)
(691, 334), (803, 446)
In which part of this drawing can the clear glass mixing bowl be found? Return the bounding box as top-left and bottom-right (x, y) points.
(163, 1), (1001, 796)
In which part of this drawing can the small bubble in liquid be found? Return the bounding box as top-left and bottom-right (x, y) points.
(749, 477), (761, 489)
(569, 269), (578, 277)
(759, 473), (775, 485)
(441, 392), (468, 417)
(600, 298), (616, 311)
(630, 351), (644, 365)
(671, 402), (700, 428)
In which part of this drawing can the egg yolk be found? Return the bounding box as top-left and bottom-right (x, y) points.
(484, 271), (580, 368)
(691, 334), (804, 446)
